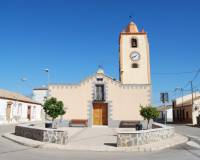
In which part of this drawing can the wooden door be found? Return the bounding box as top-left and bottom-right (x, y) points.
(6, 103), (12, 122)
(93, 103), (108, 125)
(27, 106), (31, 120)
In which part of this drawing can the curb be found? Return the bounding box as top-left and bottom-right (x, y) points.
(2, 133), (44, 148)
(2, 133), (189, 152)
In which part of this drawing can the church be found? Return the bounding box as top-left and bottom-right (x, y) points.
(40, 21), (151, 127)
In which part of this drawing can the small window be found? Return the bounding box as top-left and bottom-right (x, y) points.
(97, 78), (103, 81)
(132, 63), (139, 68)
(131, 38), (137, 48)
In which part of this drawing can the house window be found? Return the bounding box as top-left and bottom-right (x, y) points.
(182, 109), (185, 120)
(132, 63), (139, 68)
(177, 110), (179, 120)
(95, 84), (104, 101)
(186, 111), (189, 119)
(131, 38), (137, 48)
(17, 104), (22, 116)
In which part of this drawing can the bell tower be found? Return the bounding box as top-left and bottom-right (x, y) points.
(119, 21), (151, 84)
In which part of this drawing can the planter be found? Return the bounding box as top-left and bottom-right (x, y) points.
(45, 122), (52, 128)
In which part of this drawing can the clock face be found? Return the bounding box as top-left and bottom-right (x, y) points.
(130, 52), (140, 61)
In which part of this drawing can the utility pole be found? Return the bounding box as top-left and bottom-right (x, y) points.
(189, 81), (194, 110)
(175, 87), (184, 120)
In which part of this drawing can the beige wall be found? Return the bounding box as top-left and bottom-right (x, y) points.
(173, 98), (200, 124)
(49, 73), (151, 126)
(175, 92), (200, 105)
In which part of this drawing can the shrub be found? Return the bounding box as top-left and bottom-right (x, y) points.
(43, 97), (65, 128)
(140, 105), (159, 129)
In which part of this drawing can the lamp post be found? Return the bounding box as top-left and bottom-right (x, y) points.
(44, 69), (50, 87)
(43, 69), (50, 121)
(189, 81), (194, 110)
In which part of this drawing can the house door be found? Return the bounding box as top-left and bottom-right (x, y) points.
(27, 106), (31, 120)
(6, 103), (12, 122)
(93, 103), (108, 125)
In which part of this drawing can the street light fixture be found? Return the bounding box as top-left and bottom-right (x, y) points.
(44, 68), (50, 87)
(43, 69), (50, 121)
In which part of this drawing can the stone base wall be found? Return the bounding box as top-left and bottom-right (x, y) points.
(15, 125), (68, 145)
(117, 123), (175, 147)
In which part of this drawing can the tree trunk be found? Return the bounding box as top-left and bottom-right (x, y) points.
(147, 119), (150, 129)
(52, 118), (55, 128)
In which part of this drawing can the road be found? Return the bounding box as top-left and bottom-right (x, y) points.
(0, 124), (200, 160)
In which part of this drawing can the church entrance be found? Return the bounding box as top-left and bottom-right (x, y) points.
(93, 103), (108, 125)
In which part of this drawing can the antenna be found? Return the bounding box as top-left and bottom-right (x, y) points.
(98, 64), (103, 69)
(129, 15), (134, 21)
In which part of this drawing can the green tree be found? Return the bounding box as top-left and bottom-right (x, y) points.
(43, 97), (65, 128)
(140, 105), (159, 129)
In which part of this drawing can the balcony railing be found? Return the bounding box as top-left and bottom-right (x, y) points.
(93, 94), (105, 102)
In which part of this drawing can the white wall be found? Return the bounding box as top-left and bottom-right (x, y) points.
(167, 108), (173, 122)
(32, 89), (48, 104)
(192, 98), (200, 124)
(0, 100), (7, 123)
(0, 98), (42, 124)
(175, 92), (200, 105)
(158, 108), (173, 123)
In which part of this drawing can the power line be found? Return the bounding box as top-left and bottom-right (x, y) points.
(154, 68), (200, 104)
(152, 70), (197, 76)
(191, 69), (200, 82)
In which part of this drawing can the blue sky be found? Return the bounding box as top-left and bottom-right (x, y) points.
(0, 0), (200, 105)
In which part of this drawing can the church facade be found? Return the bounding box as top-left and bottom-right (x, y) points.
(48, 21), (151, 127)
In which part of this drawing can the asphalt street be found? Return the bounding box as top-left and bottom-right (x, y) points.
(0, 124), (200, 160)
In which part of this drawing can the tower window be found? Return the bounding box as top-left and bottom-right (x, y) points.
(132, 63), (139, 68)
(131, 38), (137, 48)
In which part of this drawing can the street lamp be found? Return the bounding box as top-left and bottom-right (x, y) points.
(44, 68), (50, 87)
(43, 69), (50, 121)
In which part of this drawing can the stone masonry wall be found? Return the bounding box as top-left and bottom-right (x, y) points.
(117, 125), (175, 147)
(15, 125), (68, 145)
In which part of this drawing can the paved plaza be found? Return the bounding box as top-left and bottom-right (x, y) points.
(0, 124), (200, 160)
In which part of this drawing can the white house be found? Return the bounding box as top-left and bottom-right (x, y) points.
(157, 105), (173, 123)
(0, 89), (42, 124)
(32, 87), (48, 104)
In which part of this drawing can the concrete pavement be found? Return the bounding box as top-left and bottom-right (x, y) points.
(0, 137), (199, 160)
(170, 124), (200, 148)
(2, 126), (188, 152)
(0, 123), (200, 160)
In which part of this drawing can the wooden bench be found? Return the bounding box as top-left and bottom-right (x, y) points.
(69, 119), (88, 127)
(119, 121), (140, 128)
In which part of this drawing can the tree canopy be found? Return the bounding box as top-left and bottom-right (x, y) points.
(43, 97), (65, 121)
(140, 106), (159, 121)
